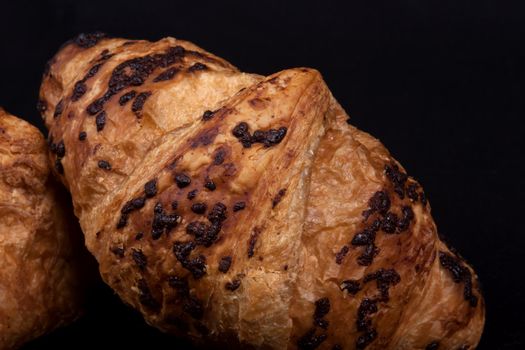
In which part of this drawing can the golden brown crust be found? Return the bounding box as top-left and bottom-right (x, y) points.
(0, 109), (87, 349)
(40, 34), (485, 349)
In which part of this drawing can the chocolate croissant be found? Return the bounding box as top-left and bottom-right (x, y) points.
(39, 33), (485, 349)
(0, 108), (88, 349)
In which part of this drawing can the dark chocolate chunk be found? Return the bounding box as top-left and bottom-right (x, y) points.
(397, 206), (414, 232)
(363, 268), (401, 301)
(368, 190), (390, 214)
(188, 62), (208, 72)
(175, 173), (191, 188)
(171, 201), (178, 210)
(313, 298), (330, 329)
(218, 256), (232, 273)
(204, 179), (216, 191)
(167, 275), (189, 295)
(335, 245), (349, 264)
(36, 99), (47, 113)
(357, 244), (379, 266)
(78, 131), (87, 141)
(75, 32), (106, 48)
(426, 341), (440, 350)
(213, 148), (226, 165)
(356, 329), (377, 349)
(72, 81), (87, 101)
(96, 111), (106, 131)
(407, 183), (419, 202)
(232, 122), (253, 148)
(173, 241), (196, 262)
(54, 99), (64, 118)
(132, 249), (148, 270)
(152, 203), (180, 239)
(225, 278), (241, 291)
(144, 179), (157, 198)
(247, 228), (261, 258)
(135, 232), (144, 240)
(297, 328), (327, 350)
(183, 295), (204, 319)
(381, 212), (399, 234)
(340, 280), (361, 295)
(272, 189), (287, 208)
(233, 201), (246, 212)
(110, 246), (125, 258)
(116, 214), (128, 229)
(191, 202), (207, 214)
(153, 67), (179, 82)
(202, 110), (215, 121)
(56, 141), (66, 158)
(207, 202), (227, 223)
(132, 91), (152, 116)
(187, 189), (198, 200)
(385, 163), (408, 199)
(119, 90), (137, 106)
(98, 160), (111, 170)
(137, 278), (160, 311)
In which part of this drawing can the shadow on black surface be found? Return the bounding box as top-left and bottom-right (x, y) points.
(21, 281), (194, 349)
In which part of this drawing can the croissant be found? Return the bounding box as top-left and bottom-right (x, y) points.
(0, 108), (88, 349)
(39, 33), (485, 349)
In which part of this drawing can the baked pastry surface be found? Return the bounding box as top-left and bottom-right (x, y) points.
(0, 108), (86, 349)
(39, 33), (485, 349)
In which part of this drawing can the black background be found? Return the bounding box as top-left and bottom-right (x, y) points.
(1, 0), (523, 349)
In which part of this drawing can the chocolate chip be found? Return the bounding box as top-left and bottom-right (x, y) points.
(272, 189), (286, 208)
(313, 298), (330, 329)
(188, 62), (207, 72)
(368, 190), (390, 214)
(381, 212), (399, 234)
(183, 295), (204, 319)
(207, 202), (227, 223)
(137, 278), (160, 311)
(135, 232), (144, 240)
(74, 32), (106, 48)
(233, 201), (246, 212)
(335, 245), (350, 264)
(204, 179), (216, 191)
(153, 67), (179, 82)
(218, 256), (232, 273)
(191, 202), (207, 214)
(340, 280), (361, 295)
(36, 99), (47, 114)
(247, 227), (261, 258)
(187, 189), (198, 200)
(56, 141), (66, 158)
(96, 111), (106, 131)
(132, 249), (148, 270)
(119, 91), (137, 106)
(53, 99), (64, 118)
(202, 110), (215, 121)
(110, 246), (125, 258)
(132, 91), (152, 116)
(175, 173), (191, 188)
(98, 160), (111, 170)
(225, 278), (241, 291)
(144, 179), (157, 198)
(78, 131), (87, 141)
(297, 328), (327, 350)
(72, 81), (87, 101)
(357, 244), (379, 266)
(426, 341), (440, 350)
